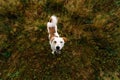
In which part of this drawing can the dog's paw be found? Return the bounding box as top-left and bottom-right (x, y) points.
(51, 51), (55, 54)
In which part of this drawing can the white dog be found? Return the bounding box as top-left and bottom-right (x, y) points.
(47, 15), (67, 54)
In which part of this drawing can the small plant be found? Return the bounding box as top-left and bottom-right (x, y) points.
(7, 71), (20, 79)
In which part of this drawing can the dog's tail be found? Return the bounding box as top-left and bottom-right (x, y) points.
(49, 15), (58, 25)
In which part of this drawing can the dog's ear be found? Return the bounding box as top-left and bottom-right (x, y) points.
(62, 37), (68, 42)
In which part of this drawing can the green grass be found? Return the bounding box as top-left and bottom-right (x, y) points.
(0, 0), (120, 80)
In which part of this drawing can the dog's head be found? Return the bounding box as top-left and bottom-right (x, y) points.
(50, 37), (67, 54)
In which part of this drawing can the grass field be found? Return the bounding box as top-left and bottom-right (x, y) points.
(0, 0), (120, 80)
